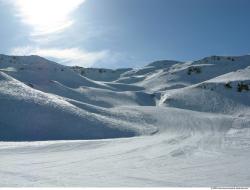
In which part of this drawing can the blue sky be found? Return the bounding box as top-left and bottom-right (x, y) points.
(0, 0), (250, 68)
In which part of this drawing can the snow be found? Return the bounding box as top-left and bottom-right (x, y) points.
(0, 54), (250, 186)
(1, 133), (250, 186)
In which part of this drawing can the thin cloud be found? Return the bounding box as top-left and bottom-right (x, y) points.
(11, 46), (111, 67)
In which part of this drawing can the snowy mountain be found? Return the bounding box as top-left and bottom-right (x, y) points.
(0, 54), (250, 186)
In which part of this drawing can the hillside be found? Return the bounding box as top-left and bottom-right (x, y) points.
(0, 54), (250, 186)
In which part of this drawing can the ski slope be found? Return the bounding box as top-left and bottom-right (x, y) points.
(0, 54), (250, 186)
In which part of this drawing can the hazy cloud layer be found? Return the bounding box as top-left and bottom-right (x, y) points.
(11, 46), (112, 67)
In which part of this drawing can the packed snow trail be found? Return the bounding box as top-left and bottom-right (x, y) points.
(0, 131), (250, 186)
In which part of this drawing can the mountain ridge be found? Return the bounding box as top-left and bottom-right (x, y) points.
(0, 53), (250, 141)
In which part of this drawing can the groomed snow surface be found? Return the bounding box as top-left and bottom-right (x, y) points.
(0, 54), (250, 186)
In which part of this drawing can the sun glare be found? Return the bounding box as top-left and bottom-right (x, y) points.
(13, 0), (85, 35)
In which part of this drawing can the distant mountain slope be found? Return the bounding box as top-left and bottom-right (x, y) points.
(0, 54), (110, 89)
(133, 55), (250, 92)
(159, 65), (250, 115)
(72, 66), (132, 82)
(0, 54), (250, 141)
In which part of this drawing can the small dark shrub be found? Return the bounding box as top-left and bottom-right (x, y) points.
(81, 70), (85, 75)
(27, 83), (34, 88)
(187, 67), (201, 75)
(224, 82), (232, 89)
(237, 82), (249, 92)
(227, 57), (235, 61)
(201, 84), (207, 89)
(195, 67), (201, 73)
(150, 94), (156, 98)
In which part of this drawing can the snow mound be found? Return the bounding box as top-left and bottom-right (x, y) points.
(0, 72), (142, 141)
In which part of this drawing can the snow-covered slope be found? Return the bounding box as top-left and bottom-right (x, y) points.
(72, 66), (132, 82)
(0, 54), (250, 186)
(0, 72), (142, 140)
(159, 65), (250, 115)
(116, 55), (250, 92)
